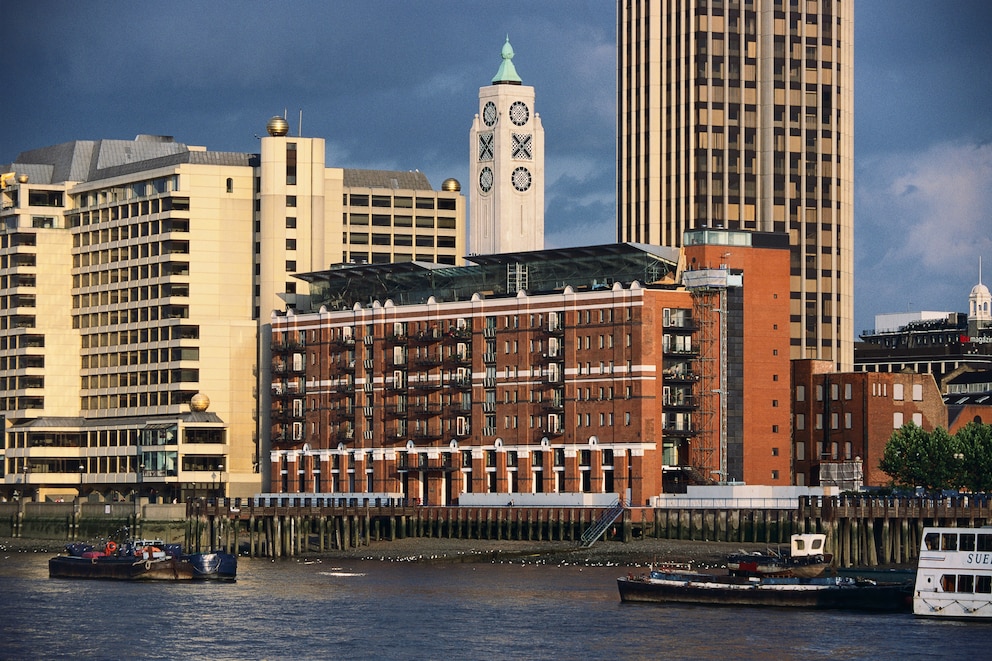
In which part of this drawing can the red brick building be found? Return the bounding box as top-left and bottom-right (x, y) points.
(268, 233), (792, 505)
(791, 360), (947, 488)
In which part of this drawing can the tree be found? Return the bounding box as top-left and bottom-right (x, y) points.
(879, 423), (959, 493)
(955, 422), (992, 493)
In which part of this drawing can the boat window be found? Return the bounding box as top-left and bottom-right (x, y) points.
(941, 574), (957, 592)
(941, 534), (958, 551)
(979, 534), (992, 552)
(924, 532), (941, 551)
(977, 576), (992, 594)
(958, 575), (975, 594)
(960, 534), (976, 552)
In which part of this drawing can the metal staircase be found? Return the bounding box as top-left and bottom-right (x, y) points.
(580, 500), (625, 548)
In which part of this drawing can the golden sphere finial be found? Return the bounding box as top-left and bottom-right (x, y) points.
(266, 116), (290, 137)
(190, 393), (210, 412)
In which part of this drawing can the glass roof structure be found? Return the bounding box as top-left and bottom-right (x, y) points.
(295, 243), (683, 311)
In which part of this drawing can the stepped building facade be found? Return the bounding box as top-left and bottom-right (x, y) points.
(0, 123), (464, 502)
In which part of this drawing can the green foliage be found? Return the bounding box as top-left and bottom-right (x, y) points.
(955, 422), (992, 493)
(879, 422), (992, 493)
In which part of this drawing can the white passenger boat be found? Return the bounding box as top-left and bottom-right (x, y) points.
(914, 526), (992, 618)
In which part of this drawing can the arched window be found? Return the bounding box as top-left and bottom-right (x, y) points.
(225, 178), (234, 193)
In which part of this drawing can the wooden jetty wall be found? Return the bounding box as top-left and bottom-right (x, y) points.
(4, 495), (991, 567)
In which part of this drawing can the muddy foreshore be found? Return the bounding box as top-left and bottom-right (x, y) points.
(1, 535), (829, 569)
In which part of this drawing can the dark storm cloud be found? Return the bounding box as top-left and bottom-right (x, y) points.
(2, 1), (988, 332)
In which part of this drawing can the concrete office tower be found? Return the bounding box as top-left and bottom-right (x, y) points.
(617, 0), (854, 369)
(470, 37), (545, 256)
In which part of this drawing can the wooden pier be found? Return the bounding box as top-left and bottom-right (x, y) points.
(184, 498), (624, 558)
(4, 495), (991, 567)
(182, 494), (992, 566)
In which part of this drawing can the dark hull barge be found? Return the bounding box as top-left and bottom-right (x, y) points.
(49, 554), (194, 581)
(49, 540), (236, 581)
(618, 570), (911, 612)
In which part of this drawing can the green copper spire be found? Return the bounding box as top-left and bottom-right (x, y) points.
(491, 36), (522, 85)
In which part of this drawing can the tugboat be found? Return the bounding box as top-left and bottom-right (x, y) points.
(726, 533), (833, 578)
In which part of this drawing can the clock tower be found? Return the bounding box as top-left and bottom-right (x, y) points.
(469, 37), (545, 255)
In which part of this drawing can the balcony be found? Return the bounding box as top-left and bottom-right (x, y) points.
(444, 352), (472, 367)
(384, 404), (407, 417)
(536, 349), (564, 364)
(410, 329), (442, 344)
(443, 327), (472, 342)
(662, 425), (699, 438)
(408, 378), (442, 392)
(329, 358), (356, 374)
(414, 355), (443, 367)
(334, 429), (356, 444)
(385, 333), (408, 346)
(662, 370), (700, 383)
(407, 403), (442, 418)
(270, 340), (304, 354)
(329, 407), (355, 422)
(450, 377), (473, 391)
(662, 395), (697, 410)
(541, 399), (565, 412)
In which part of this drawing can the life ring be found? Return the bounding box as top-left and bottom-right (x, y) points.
(105, 541), (118, 554)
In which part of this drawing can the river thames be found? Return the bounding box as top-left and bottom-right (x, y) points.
(0, 551), (987, 660)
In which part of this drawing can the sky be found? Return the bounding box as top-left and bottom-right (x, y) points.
(2, 1), (990, 334)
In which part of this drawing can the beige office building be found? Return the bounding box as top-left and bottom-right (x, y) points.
(0, 120), (464, 501)
(617, 0), (854, 369)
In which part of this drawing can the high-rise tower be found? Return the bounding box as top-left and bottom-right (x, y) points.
(469, 37), (545, 256)
(618, 0), (854, 369)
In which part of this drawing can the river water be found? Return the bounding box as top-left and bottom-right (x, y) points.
(0, 551), (987, 660)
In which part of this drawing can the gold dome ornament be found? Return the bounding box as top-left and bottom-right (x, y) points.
(441, 178), (461, 192)
(190, 393), (210, 412)
(266, 116), (290, 136)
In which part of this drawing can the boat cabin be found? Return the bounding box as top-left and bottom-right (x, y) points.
(790, 533), (826, 559)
